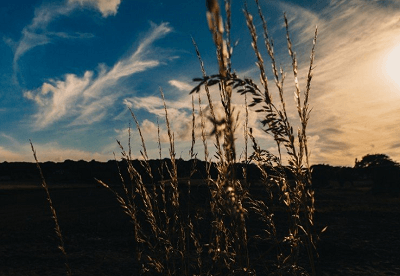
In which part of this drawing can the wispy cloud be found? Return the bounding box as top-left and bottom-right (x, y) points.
(69, 0), (121, 17)
(25, 22), (172, 129)
(10, 0), (120, 77)
(123, 93), (193, 142)
(11, 2), (77, 71)
(1, 133), (21, 148)
(277, 1), (320, 45)
(169, 79), (193, 91)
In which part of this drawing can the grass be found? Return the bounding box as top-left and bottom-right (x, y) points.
(30, 140), (72, 276)
(31, 0), (320, 275)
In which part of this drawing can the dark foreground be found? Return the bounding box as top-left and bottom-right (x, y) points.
(1, 183), (399, 276)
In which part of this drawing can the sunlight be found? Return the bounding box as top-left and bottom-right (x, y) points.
(384, 43), (400, 88)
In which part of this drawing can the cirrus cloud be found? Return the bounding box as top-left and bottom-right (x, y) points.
(69, 0), (121, 17)
(24, 22), (172, 129)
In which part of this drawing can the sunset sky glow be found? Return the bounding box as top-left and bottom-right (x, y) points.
(1, 0), (400, 166)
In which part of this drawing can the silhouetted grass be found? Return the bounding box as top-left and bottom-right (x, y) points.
(30, 141), (72, 276)
(33, 0), (321, 275)
(98, 0), (320, 275)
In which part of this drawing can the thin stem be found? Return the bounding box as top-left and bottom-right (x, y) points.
(30, 141), (71, 276)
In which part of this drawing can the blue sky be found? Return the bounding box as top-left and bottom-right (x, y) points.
(1, 0), (400, 166)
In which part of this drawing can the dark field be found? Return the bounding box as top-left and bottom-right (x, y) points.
(1, 183), (400, 275)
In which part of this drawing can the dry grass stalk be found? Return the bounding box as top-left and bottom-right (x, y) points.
(31, 1), (319, 274)
(204, 0), (251, 273)
(191, 37), (223, 160)
(191, 0), (318, 274)
(29, 141), (71, 276)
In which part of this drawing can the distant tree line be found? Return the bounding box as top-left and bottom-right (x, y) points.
(311, 154), (400, 195)
(1, 153), (399, 195)
(0, 159), (261, 185)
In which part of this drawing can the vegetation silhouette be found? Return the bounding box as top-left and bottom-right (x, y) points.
(310, 153), (400, 196)
(355, 154), (400, 195)
(3, 154), (398, 194)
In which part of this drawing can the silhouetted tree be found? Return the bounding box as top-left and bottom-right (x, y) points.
(355, 154), (400, 195)
(354, 154), (397, 169)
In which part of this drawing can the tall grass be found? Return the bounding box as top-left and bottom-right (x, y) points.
(98, 0), (319, 275)
(33, 0), (320, 275)
(30, 141), (72, 276)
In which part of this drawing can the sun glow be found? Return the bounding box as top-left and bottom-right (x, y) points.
(384, 43), (400, 88)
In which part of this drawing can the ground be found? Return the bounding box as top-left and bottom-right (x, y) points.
(0, 183), (399, 275)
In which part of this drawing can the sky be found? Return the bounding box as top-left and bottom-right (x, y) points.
(1, 0), (400, 166)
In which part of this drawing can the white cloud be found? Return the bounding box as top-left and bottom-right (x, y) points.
(24, 71), (92, 127)
(124, 94), (193, 142)
(25, 23), (172, 129)
(169, 80), (193, 91)
(69, 0), (121, 17)
(141, 119), (170, 143)
(277, 1), (320, 45)
(125, 95), (190, 117)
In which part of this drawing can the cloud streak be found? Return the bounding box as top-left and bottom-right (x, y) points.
(169, 80), (193, 91)
(12, 2), (76, 70)
(123, 93), (193, 142)
(25, 22), (172, 129)
(69, 0), (121, 17)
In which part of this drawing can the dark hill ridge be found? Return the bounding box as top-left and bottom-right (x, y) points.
(0, 159), (295, 188)
(0, 159), (398, 194)
(0, 159), (256, 186)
